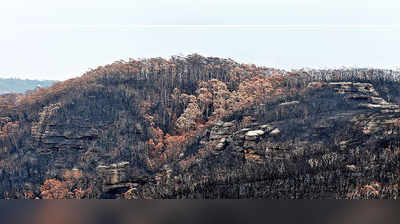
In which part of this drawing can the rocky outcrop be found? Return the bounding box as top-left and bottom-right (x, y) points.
(327, 82), (400, 113)
(209, 121), (236, 140)
(97, 161), (130, 185)
(32, 103), (100, 147)
(31, 103), (62, 139)
(279, 101), (299, 107)
(198, 120), (282, 163)
(96, 161), (151, 197)
(208, 121), (237, 151)
(328, 82), (379, 96)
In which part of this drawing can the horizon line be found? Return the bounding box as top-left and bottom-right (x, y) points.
(7, 24), (400, 31)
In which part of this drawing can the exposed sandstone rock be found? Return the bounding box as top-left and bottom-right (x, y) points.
(270, 128), (281, 135)
(260, 124), (274, 132)
(245, 130), (265, 137)
(209, 121), (236, 140)
(307, 82), (325, 88)
(222, 122), (235, 127)
(329, 82), (379, 96)
(359, 103), (399, 110)
(31, 103), (62, 139)
(97, 161), (130, 185)
(345, 164), (360, 172)
(245, 130), (265, 141)
(215, 138), (227, 150)
(279, 101), (300, 106)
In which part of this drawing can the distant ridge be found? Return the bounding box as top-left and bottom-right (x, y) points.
(0, 78), (58, 94)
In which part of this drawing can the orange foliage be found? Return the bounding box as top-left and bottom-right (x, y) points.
(141, 100), (152, 114)
(63, 169), (83, 179)
(40, 169), (91, 199)
(146, 138), (156, 149)
(23, 191), (36, 199)
(151, 126), (164, 137)
(164, 134), (187, 150)
(308, 81), (325, 88)
(40, 179), (71, 199)
(154, 142), (164, 150)
(360, 182), (381, 196)
(175, 101), (202, 132)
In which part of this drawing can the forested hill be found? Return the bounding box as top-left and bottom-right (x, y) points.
(0, 54), (400, 199)
(0, 78), (57, 94)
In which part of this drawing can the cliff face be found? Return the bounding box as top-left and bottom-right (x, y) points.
(0, 55), (399, 199)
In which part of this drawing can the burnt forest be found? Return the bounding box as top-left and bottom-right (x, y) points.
(0, 54), (399, 199)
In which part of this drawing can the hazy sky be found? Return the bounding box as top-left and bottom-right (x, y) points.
(0, 0), (399, 80)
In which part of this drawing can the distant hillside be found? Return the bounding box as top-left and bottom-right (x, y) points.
(0, 78), (57, 94)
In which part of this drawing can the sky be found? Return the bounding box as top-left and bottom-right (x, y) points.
(0, 0), (399, 80)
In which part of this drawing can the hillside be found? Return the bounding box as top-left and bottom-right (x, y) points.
(0, 54), (399, 199)
(0, 78), (57, 94)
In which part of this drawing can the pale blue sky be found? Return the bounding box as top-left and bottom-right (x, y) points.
(0, 0), (399, 80)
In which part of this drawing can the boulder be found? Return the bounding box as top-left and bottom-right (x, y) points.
(359, 103), (399, 110)
(370, 97), (389, 105)
(279, 101), (300, 106)
(222, 122), (235, 127)
(245, 130), (265, 141)
(97, 162), (130, 185)
(260, 124), (274, 132)
(345, 165), (359, 172)
(270, 128), (281, 135)
(215, 138), (227, 150)
(307, 82), (325, 88)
